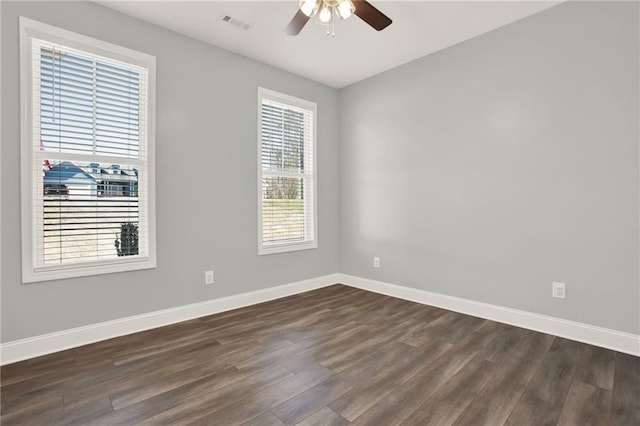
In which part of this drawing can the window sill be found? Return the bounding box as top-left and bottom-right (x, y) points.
(23, 256), (156, 283)
(258, 241), (318, 255)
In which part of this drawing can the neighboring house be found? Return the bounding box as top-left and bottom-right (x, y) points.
(43, 161), (138, 198)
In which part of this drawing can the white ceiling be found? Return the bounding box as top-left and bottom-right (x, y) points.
(98, 1), (560, 88)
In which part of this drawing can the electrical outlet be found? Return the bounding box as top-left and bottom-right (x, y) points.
(552, 282), (566, 299)
(205, 270), (214, 285)
(373, 257), (381, 268)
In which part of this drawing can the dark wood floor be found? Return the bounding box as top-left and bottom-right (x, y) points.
(1, 284), (639, 425)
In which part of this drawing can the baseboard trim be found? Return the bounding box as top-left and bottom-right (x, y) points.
(2, 272), (637, 365)
(338, 273), (640, 356)
(0, 274), (340, 366)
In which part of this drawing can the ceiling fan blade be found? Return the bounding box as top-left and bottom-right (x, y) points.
(353, 1), (392, 31)
(284, 9), (310, 36)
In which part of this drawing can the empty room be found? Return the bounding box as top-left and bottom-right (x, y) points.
(1, 0), (639, 424)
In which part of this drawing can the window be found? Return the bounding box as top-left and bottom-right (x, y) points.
(20, 18), (156, 282)
(258, 88), (317, 255)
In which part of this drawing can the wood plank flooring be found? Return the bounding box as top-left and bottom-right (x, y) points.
(1, 284), (638, 425)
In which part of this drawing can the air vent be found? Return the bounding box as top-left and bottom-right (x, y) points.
(220, 14), (252, 31)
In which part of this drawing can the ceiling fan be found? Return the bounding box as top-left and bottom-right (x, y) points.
(284, 0), (392, 36)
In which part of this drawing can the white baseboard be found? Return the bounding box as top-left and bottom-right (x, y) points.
(2, 272), (637, 365)
(337, 273), (640, 357)
(0, 274), (340, 366)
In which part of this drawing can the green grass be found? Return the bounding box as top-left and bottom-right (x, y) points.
(262, 198), (304, 242)
(263, 198), (303, 212)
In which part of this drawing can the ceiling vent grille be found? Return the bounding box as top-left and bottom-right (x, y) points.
(220, 14), (252, 31)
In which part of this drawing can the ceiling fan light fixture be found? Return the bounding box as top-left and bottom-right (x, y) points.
(287, 0), (391, 36)
(336, 0), (355, 20)
(299, 0), (321, 17)
(316, 3), (333, 24)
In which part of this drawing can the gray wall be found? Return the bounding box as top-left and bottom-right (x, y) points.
(339, 1), (639, 334)
(2, 1), (638, 343)
(1, 1), (340, 342)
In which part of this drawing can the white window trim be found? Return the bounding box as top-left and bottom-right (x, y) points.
(257, 87), (318, 255)
(19, 17), (157, 283)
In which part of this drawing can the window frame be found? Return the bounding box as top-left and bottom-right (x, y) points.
(257, 87), (318, 255)
(19, 17), (157, 283)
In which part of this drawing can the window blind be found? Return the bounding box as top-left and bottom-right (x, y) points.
(32, 39), (149, 268)
(259, 94), (315, 252)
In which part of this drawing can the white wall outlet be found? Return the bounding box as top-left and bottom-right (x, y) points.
(205, 270), (214, 285)
(373, 257), (381, 268)
(552, 281), (566, 299)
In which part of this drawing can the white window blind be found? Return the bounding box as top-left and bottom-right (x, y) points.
(20, 18), (156, 282)
(258, 88), (317, 255)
